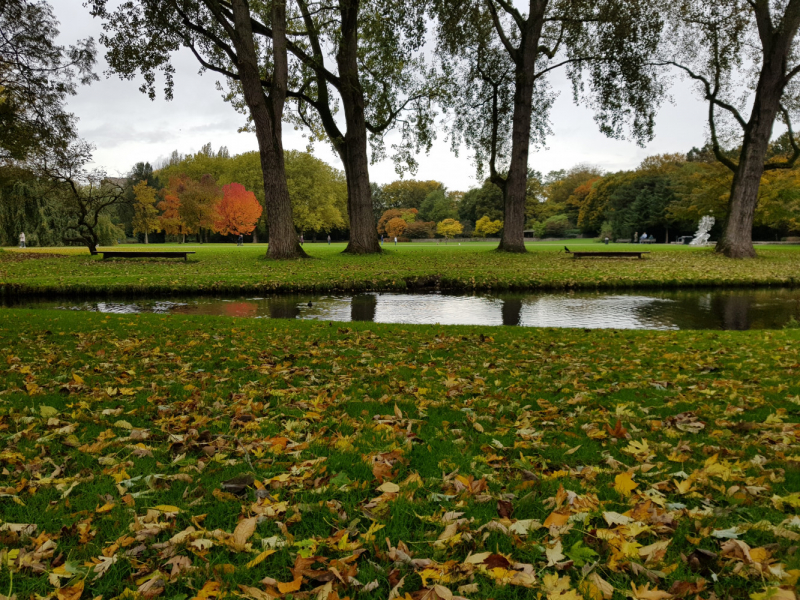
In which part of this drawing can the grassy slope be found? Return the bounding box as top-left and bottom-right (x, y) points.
(1, 242), (800, 297)
(0, 309), (798, 599)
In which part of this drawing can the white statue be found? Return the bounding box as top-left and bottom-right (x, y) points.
(690, 215), (715, 246)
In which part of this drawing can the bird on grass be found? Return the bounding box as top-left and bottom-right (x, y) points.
(564, 246), (571, 253)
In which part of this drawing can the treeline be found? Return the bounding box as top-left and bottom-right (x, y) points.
(370, 140), (800, 243)
(530, 142), (800, 242)
(0, 145), (348, 246)
(126, 144), (348, 243)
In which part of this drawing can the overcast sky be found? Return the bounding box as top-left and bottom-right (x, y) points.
(54, 0), (711, 191)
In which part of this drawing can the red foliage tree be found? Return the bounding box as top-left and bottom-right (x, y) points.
(214, 183), (263, 236)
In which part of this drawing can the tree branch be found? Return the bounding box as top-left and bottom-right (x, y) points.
(764, 104), (800, 170)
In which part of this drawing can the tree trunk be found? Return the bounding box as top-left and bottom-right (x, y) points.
(229, 0), (306, 259)
(716, 81), (782, 258)
(336, 0), (381, 255)
(496, 1), (545, 253)
(144, 231), (148, 244)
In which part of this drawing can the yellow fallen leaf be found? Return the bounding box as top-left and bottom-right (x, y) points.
(246, 548), (276, 569)
(277, 576), (302, 594)
(153, 505), (181, 513)
(631, 583), (673, 600)
(95, 502), (115, 513)
(614, 472), (639, 497)
(473, 421), (484, 433)
(543, 510), (570, 528)
(57, 580), (84, 600)
(377, 481), (400, 493)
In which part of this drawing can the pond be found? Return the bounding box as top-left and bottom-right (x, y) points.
(4, 288), (800, 330)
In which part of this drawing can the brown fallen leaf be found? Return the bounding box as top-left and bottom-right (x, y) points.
(233, 516), (258, 547)
(497, 499), (514, 518)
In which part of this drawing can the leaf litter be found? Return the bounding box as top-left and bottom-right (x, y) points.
(0, 310), (798, 600)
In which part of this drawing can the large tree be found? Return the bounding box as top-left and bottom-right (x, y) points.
(0, 0), (96, 162)
(434, 0), (664, 252)
(88, 0), (306, 259)
(268, 0), (442, 254)
(663, 0), (800, 258)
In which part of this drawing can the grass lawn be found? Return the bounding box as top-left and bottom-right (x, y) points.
(0, 308), (798, 599)
(1, 242), (800, 297)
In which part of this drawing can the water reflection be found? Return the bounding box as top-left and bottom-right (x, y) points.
(351, 294), (377, 322)
(6, 288), (800, 330)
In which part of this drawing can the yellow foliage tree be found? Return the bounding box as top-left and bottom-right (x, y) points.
(131, 181), (161, 244)
(436, 218), (463, 241)
(474, 215), (503, 237)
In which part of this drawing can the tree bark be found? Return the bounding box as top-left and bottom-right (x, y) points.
(717, 67), (783, 258)
(495, 0), (546, 253)
(144, 231), (148, 244)
(227, 0), (306, 259)
(336, 0), (381, 254)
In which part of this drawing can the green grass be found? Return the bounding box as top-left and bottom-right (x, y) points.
(2, 242), (800, 297)
(0, 308), (798, 599)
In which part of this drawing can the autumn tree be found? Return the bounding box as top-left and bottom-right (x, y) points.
(214, 182), (263, 236)
(157, 188), (189, 243)
(131, 181), (160, 243)
(88, 0), (306, 259)
(437, 218), (464, 241)
(385, 217), (408, 239)
(475, 215), (503, 236)
(404, 220), (436, 238)
(163, 175), (221, 243)
(661, 0), (800, 257)
(433, 0), (665, 252)
(377, 209), (418, 235)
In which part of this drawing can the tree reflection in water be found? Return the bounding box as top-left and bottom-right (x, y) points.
(351, 294), (377, 322)
(268, 298), (301, 320)
(501, 298), (522, 326)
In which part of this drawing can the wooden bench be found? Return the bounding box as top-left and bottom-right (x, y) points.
(564, 247), (649, 259)
(91, 250), (196, 262)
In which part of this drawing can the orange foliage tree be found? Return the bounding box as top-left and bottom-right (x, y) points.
(214, 183), (263, 236)
(158, 175), (221, 242)
(385, 217), (408, 238)
(157, 188), (189, 241)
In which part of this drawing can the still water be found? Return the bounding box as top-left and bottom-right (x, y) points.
(5, 289), (800, 330)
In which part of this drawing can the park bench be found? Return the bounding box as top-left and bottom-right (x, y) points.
(564, 246), (649, 259)
(91, 250), (196, 262)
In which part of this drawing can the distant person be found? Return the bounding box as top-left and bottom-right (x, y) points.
(327, 234), (331, 245)
(394, 236), (397, 246)
(633, 231), (639, 243)
(604, 237), (609, 245)
(238, 234), (243, 246)
(380, 234), (384, 245)
(640, 233), (647, 243)
(300, 234), (304, 245)
(19, 232), (25, 248)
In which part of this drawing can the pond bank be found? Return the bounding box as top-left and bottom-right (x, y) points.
(2, 243), (799, 298)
